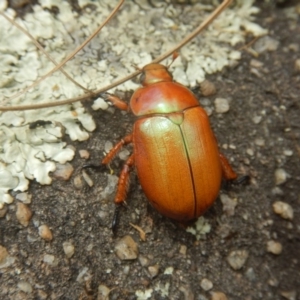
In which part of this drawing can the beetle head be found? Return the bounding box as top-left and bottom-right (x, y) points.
(140, 63), (173, 86)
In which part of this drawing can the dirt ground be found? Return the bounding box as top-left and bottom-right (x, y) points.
(0, 1), (299, 299)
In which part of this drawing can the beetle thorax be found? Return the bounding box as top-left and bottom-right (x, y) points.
(141, 63), (173, 86)
(130, 80), (200, 116)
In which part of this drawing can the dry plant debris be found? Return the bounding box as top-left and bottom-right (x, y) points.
(0, 0), (266, 207)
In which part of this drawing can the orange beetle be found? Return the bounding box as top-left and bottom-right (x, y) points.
(98, 63), (239, 223)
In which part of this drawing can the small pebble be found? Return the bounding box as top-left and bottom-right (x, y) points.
(288, 43), (299, 52)
(245, 267), (256, 281)
(82, 170), (94, 187)
(211, 292), (228, 300)
(32, 218), (40, 227)
(52, 163), (74, 180)
(252, 115), (262, 124)
(266, 240), (282, 255)
(115, 235), (139, 260)
(250, 67), (262, 78)
(217, 224), (232, 239)
(16, 203), (32, 227)
(104, 141), (113, 153)
(204, 106), (213, 116)
(199, 79), (216, 96)
(98, 210), (109, 221)
(220, 194), (237, 216)
(250, 59), (263, 68)
(38, 225), (53, 241)
(98, 284), (111, 300)
(246, 148), (255, 156)
(273, 201), (294, 220)
(73, 175), (84, 189)
(164, 267), (174, 275)
(27, 234), (38, 243)
(254, 36), (279, 53)
(43, 254), (58, 266)
(283, 149), (293, 156)
(76, 267), (89, 283)
(86, 243), (93, 251)
(272, 187), (284, 196)
(123, 265), (130, 275)
(16, 192), (32, 204)
(100, 174), (118, 198)
(200, 278), (213, 291)
(148, 264), (159, 278)
(118, 149), (130, 161)
(268, 278), (279, 287)
(274, 168), (288, 185)
(200, 98), (212, 106)
(294, 58), (300, 73)
(280, 290), (297, 300)
(138, 255), (150, 267)
(226, 249), (249, 270)
(255, 138), (265, 147)
(20, 250), (28, 258)
(0, 245), (9, 265)
(0, 206), (8, 218)
(17, 281), (33, 294)
(179, 245), (187, 256)
(37, 290), (48, 299)
(0, 245), (15, 269)
(79, 149), (90, 159)
(214, 98), (230, 114)
(63, 241), (75, 258)
(141, 216), (154, 234)
(179, 285), (194, 300)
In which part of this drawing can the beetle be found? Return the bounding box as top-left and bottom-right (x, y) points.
(97, 62), (240, 223)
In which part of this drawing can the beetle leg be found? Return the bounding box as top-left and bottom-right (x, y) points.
(102, 134), (133, 165)
(111, 152), (134, 233)
(82, 134), (133, 171)
(219, 153), (250, 186)
(112, 205), (122, 234)
(114, 153), (135, 205)
(233, 175), (250, 185)
(102, 93), (129, 111)
(219, 153), (238, 181)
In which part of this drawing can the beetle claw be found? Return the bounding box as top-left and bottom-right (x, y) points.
(82, 163), (107, 172)
(99, 92), (111, 101)
(112, 205), (124, 235)
(233, 175), (250, 186)
(222, 175), (250, 190)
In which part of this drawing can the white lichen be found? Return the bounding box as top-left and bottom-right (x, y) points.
(135, 289), (153, 300)
(0, 0), (266, 207)
(186, 216), (212, 240)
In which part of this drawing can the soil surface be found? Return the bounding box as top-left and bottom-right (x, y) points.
(1, 1), (299, 300)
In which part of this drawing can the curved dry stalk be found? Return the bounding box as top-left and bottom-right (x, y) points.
(0, 0), (124, 102)
(0, 0), (232, 111)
